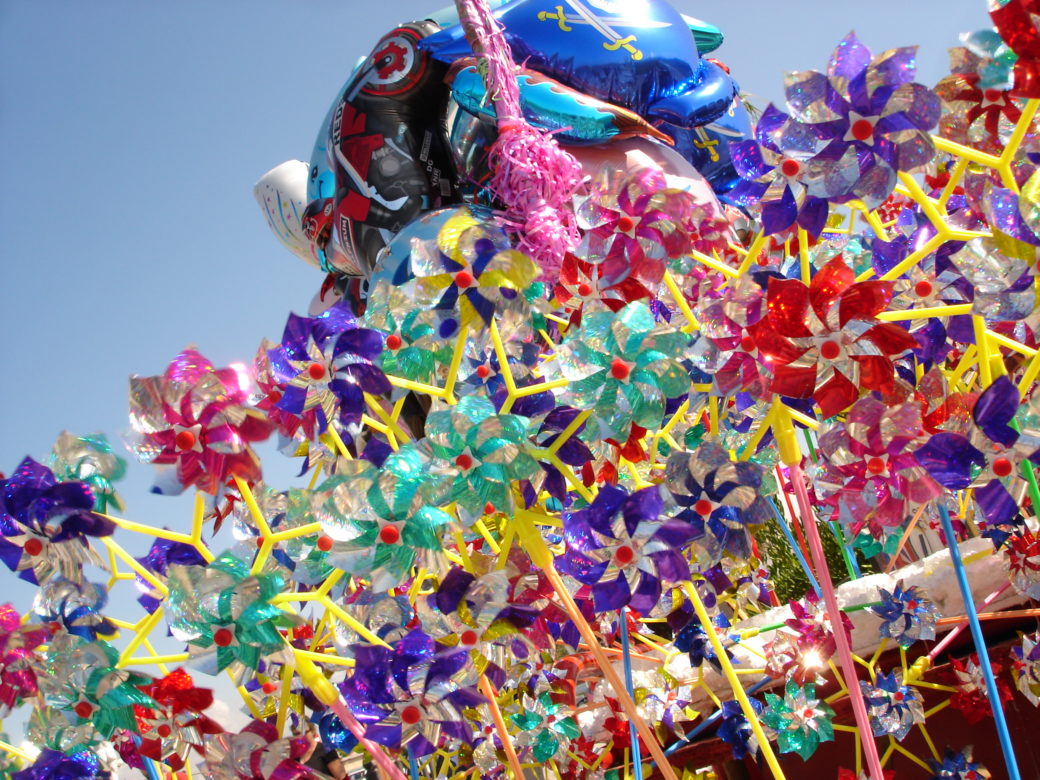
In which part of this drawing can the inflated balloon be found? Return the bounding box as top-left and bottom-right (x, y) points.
(421, 0), (739, 129)
(310, 21), (460, 278)
(254, 161), (321, 269)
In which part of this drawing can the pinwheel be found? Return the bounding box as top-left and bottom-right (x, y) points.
(693, 273), (770, 399)
(510, 690), (581, 763)
(127, 349), (273, 495)
(264, 302), (390, 440)
(715, 698), (762, 761)
(364, 280), (453, 388)
(746, 255), (918, 417)
(424, 396), (539, 518)
(860, 670), (925, 740)
(573, 164), (704, 288)
(728, 104), (830, 236)
(12, 750), (109, 780)
(555, 301), (689, 443)
(764, 591), (854, 685)
(0, 604), (48, 716)
(137, 669), (224, 770)
(815, 398), (942, 537)
(0, 458), (111, 584)
(48, 433), (125, 515)
(1010, 630), (1040, 705)
(309, 444), (452, 591)
(134, 536), (209, 613)
(32, 578), (116, 641)
(339, 630), (483, 757)
(529, 407), (595, 505)
(664, 440), (772, 563)
(928, 746), (991, 780)
(949, 653), (1013, 724)
(557, 484), (691, 614)
(783, 32), (941, 208)
(869, 582), (939, 647)
(991, 0), (1040, 97)
(554, 250), (657, 313)
(760, 678), (835, 760)
(407, 207), (540, 334)
(204, 720), (316, 780)
(1005, 528), (1040, 598)
(165, 552), (300, 674)
(673, 611), (733, 672)
(36, 634), (155, 739)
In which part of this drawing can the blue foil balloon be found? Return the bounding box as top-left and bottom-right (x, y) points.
(421, 0), (738, 129)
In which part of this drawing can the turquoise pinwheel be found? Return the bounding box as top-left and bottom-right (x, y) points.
(760, 678), (835, 760)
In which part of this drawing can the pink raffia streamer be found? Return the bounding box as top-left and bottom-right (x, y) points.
(454, 0), (584, 279)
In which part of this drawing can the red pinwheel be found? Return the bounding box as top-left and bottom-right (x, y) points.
(991, 0), (1040, 97)
(136, 669), (224, 770)
(746, 256), (917, 417)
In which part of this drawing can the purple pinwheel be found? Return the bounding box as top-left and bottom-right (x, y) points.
(134, 536), (208, 613)
(340, 630), (483, 757)
(860, 671), (924, 740)
(266, 301), (390, 441)
(664, 440), (772, 563)
(0, 458), (112, 584)
(13, 750), (109, 780)
(557, 484), (692, 614)
(784, 32), (941, 208)
(927, 746), (991, 780)
(869, 581), (938, 647)
(729, 104), (830, 236)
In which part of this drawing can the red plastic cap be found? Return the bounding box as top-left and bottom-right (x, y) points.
(614, 545), (635, 566)
(385, 334), (402, 351)
(379, 525), (401, 545)
(610, 358), (631, 381)
(454, 270), (475, 289)
(175, 430), (196, 450)
(820, 340), (841, 360)
(316, 535), (334, 552)
(616, 215), (635, 233)
(850, 119), (874, 141)
(400, 705), (421, 725)
(23, 538), (43, 557)
(213, 628), (234, 647)
(307, 362), (326, 381)
(993, 457), (1013, 477)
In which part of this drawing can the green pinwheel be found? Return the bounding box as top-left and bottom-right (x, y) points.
(48, 432), (126, 515)
(364, 279), (454, 388)
(424, 396), (538, 518)
(760, 678), (835, 760)
(555, 301), (690, 442)
(510, 691), (581, 763)
(166, 552), (299, 675)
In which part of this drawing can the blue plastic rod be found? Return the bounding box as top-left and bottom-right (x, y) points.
(619, 609), (644, 780)
(767, 499), (823, 598)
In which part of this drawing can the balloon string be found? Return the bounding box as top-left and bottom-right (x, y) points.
(935, 504), (1022, 780)
(787, 462), (885, 780)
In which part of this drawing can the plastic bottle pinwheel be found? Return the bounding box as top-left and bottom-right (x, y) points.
(364, 279), (453, 389)
(166, 552), (300, 675)
(510, 690), (581, 764)
(1010, 630), (1040, 705)
(37, 634), (155, 739)
(0, 604), (47, 716)
(928, 746), (991, 780)
(0, 458), (112, 585)
(783, 32), (941, 208)
(573, 164), (703, 289)
(664, 441), (772, 563)
(12, 750), (109, 780)
(728, 104), (830, 236)
(746, 256), (917, 417)
(816, 398), (941, 538)
(869, 582), (938, 648)
(48, 433), (125, 515)
(137, 669), (224, 770)
(425, 396), (538, 518)
(860, 671), (925, 740)
(204, 720), (316, 780)
(127, 348), (273, 495)
(556, 302), (690, 442)
(407, 207), (540, 335)
(310, 444), (452, 591)
(557, 484), (692, 614)
(32, 578), (116, 640)
(264, 302), (390, 440)
(339, 630), (483, 757)
(760, 678), (835, 760)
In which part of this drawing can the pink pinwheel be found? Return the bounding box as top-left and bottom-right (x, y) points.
(0, 604), (48, 716)
(127, 349), (273, 495)
(746, 255), (918, 417)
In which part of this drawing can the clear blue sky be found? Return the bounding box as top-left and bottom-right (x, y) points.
(0, 0), (990, 612)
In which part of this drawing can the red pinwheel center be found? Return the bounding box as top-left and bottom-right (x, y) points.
(966, 771), (978, 780)
(316, 535), (334, 552)
(866, 457), (887, 475)
(820, 340), (841, 360)
(802, 708), (814, 719)
(460, 630), (479, 646)
(616, 215), (635, 233)
(614, 545), (635, 566)
(993, 457), (1013, 477)
(261, 681), (278, 694)
(851, 118), (874, 141)
(307, 362), (327, 381)
(740, 336), (756, 353)
(379, 525), (401, 545)
(780, 158), (801, 178)
(893, 691), (905, 702)
(255, 536), (265, 549)
(454, 270), (475, 289)
(175, 430), (197, 450)
(906, 600), (919, 610)
(74, 702), (93, 719)
(610, 358), (631, 381)
(213, 628), (234, 647)
(400, 705), (422, 725)
(476, 365), (491, 379)
(23, 538), (44, 557)
(914, 280), (934, 298)
(484, 502), (496, 516)
(984, 88), (1002, 102)
(455, 453), (474, 470)
(577, 282), (593, 297)
(157, 724), (172, 739)
(694, 499), (713, 516)
(385, 334), (403, 351)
